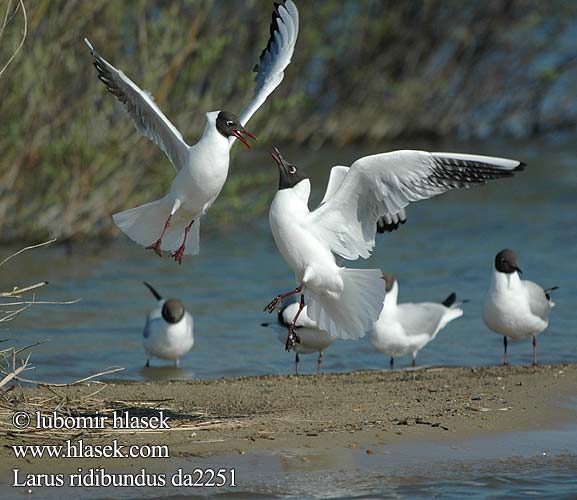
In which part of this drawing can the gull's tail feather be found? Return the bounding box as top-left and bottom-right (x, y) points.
(112, 196), (201, 255)
(113, 196), (174, 248)
(305, 268), (384, 340)
(438, 306), (464, 331)
(161, 217), (200, 256)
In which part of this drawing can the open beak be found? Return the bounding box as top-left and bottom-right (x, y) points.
(231, 127), (257, 150)
(270, 147), (286, 168)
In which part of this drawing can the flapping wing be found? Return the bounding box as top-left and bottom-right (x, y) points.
(320, 166), (350, 204)
(230, 0), (299, 149)
(376, 208), (407, 233)
(85, 38), (189, 171)
(321, 167), (408, 234)
(307, 150), (524, 261)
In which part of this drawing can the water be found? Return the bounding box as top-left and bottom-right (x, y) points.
(4, 423), (577, 498)
(2, 139), (577, 497)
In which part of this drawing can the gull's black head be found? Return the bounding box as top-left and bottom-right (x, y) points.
(495, 249), (522, 274)
(216, 111), (257, 150)
(270, 147), (307, 190)
(162, 299), (185, 324)
(381, 272), (396, 292)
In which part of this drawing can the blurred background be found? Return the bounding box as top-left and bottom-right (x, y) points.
(1, 0), (576, 381)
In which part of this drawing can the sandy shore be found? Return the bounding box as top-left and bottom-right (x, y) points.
(1, 364), (576, 473)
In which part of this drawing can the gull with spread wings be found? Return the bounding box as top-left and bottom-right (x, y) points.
(85, 1), (299, 263)
(265, 148), (524, 348)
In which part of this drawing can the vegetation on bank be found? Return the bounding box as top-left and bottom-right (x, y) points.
(1, 1), (576, 241)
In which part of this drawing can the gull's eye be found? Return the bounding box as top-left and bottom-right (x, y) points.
(226, 120), (234, 127)
(289, 166), (297, 174)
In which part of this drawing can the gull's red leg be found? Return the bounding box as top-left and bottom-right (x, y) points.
(503, 336), (509, 366)
(532, 335), (537, 367)
(285, 294), (305, 351)
(317, 352), (323, 374)
(264, 285), (303, 313)
(171, 219), (195, 265)
(146, 214), (172, 257)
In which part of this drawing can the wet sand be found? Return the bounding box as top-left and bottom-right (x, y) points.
(1, 363), (575, 474)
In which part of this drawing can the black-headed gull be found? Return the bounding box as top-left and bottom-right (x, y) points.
(261, 300), (336, 374)
(483, 249), (557, 366)
(265, 148), (524, 348)
(85, 1), (299, 263)
(369, 273), (465, 369)
(142, 282), (194, 367)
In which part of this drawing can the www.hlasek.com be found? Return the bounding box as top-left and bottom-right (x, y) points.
(10, 410), (237, 488)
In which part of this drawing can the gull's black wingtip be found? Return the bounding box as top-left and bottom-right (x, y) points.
(143, 281), (162, 301)
(253, 1), (288, 73)
(514, 161), (527, 172)
(442, 293), (457, 307)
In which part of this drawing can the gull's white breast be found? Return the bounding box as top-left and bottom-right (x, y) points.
(483, 271), (547, 339)
(143, 310), (194, 361)
(269, 184), (341, 289)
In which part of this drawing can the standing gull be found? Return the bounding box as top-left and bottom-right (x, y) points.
(369, 273), (465, 369)
(483, 249), (556, 366)
(262, 300), (336, 374)
(85, 0), (299, 263)
(265, 148), (524, 348)
(142, 282), (194, 368)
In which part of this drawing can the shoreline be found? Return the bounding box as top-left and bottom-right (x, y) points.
(1, 364), (575, 471)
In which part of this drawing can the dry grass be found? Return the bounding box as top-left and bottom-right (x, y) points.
(0, 385), (230, 442)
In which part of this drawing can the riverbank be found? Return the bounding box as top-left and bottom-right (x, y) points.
(1, 364), (575, 469)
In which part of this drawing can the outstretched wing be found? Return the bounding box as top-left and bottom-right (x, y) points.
(85, 38), (189, 171)
(307, 150), (524, 261)
(321, 166), (408, 234)
(320, 166), (350, 204)
(230, 0), (299, 149)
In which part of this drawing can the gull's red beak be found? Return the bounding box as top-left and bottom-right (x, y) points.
(232, 127), (258, 150)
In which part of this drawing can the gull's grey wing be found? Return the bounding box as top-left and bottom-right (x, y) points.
(230, 0), (299, 149)
(397, 303), (448, 337)
(85, 38), (189, 171)
(143, 312), (159, 339)
(524, 280), (554, 321)
(306, 150), (524, 261)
